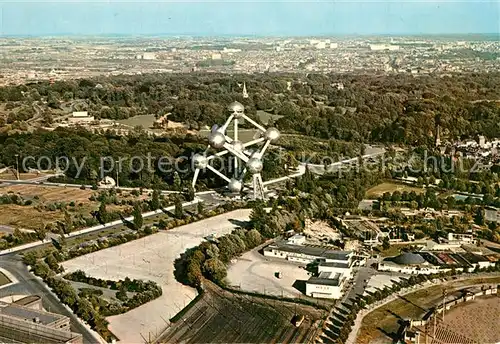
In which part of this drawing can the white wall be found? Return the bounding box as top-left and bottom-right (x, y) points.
(305, 283), (342, 299)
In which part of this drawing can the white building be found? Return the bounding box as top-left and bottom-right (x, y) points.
(142, 52), (156, 60)
(478, 135), (486, 148)
(287, 234), (306, 245)
(305, 272), (345, 299)
(263, 242), (352, 265)
(447, 233), (475, 245)
(317, 261), (353, 279)
(370, 44), (400, 51)
(263, 238), (354, 299)
(68, 111), (94, 124)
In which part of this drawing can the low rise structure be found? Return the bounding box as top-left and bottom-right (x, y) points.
(263, 236), (354, 299)
(305, 272), (346, 299)
(378, 250), (497, 275)
(68, 111), (94, 125)
(0, 300), (82, 344)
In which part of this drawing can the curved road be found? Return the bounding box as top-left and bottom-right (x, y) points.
(0, 253), (102, 343)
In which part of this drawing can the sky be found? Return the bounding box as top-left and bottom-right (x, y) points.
(0, 0), (498, 36)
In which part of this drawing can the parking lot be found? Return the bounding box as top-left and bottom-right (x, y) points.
(61, 209), (252, 344)
(226, 248), (311, 298)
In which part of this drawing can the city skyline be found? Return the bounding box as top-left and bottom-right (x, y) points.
(1, 0), (498, 36)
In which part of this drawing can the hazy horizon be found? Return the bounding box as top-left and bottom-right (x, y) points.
(1, 0), (498, 37)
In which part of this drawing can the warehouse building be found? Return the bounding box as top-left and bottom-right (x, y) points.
(263, 236), (354, 299)
(263, 239), (353, 265)
(0, 300), (83, 344)
(379, 251), (497, 275)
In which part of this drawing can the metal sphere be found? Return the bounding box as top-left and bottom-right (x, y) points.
(227, 178), (243, 193)
(228, 101), (245, 118)
(265, 127), (280, 141)
(246, 157), (263, 174)
(208, 131), (226, 149)
(193, 154), (208, 169)
(230, 140), (244, 152)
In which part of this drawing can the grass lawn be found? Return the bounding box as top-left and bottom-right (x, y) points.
(366, 182), (424, 199)
(116, 114), (155, 128)
(377, 244), (415, 258)
(256, 110), (283, 125)
(0, 271), (11, 286)
(357, 275), (500, 344)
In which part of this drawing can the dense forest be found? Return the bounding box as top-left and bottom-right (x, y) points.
(1, 72), (499, 146)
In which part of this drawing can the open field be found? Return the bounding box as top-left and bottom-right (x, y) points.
(227, 248), (311, 298)
(0, 185), (135, 230)
(1, 184), (93, 202)
(157, 281), (325, 344)
(116, 114), (156, 128)
(0, 204), (64, 230)
(0, 185), (94, 230)
(365, 182), (424, 199)
(357, 276), (500, 344)
(61, 209), (252, 343)
(377, 243), (415, 257)
(0, 172), (48, 180)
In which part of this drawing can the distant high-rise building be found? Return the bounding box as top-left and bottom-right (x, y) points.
(478, 135), (486, 148)
(242, 82), (249, 98)
(370, 44), (400, 51)
(435, 125), (441, 147)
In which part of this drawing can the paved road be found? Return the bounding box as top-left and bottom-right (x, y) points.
(0, 254), (101, 344)
(0, 178), (183, 195)
(300, 146), (386, 176)
(0, 198), (203, 256)
(0, 195), (221, 343)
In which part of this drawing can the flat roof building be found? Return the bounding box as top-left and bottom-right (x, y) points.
(305, 272), (345, 299)
(0, 300), (82, 344)
(263, 241), (352, 264)
(263, 237), (354, 299)
(68, 111), (94, 125)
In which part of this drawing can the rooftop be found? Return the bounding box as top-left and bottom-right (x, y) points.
(391, 252), (426, 265)
(13, 295), (41, 307)
(72, 111), (89, 117)
(0, 301), (64, 326)
(318, 261), (350, 269)
(264, 241), (351, 261)
(307, 272), (341, 286)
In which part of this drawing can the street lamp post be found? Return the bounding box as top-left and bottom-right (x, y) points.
(14, 154), (20, 180)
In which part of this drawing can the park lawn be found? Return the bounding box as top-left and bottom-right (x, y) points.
(366, 182), (424, 199)
(377, 244), (415, 257)
(116, 114), (156, 128)
(357, 275), (500, 344)
(0, 271), (11, 286)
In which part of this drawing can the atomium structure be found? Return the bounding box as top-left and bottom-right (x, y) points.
(191, 101), (281, 199)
